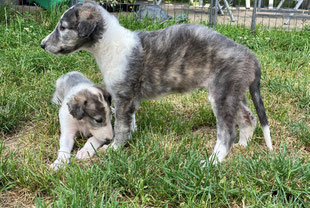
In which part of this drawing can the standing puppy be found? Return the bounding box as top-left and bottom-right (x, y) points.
(41, 1), (273, 164)
(51, 71), (113, 170)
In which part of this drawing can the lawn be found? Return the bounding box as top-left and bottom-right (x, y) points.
(0, 6), (309, 207)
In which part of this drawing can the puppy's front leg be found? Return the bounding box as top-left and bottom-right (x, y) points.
(50, 120), (77, 170)
(76, 137), (106, 159)
(112, 99), (138, 149)
(131, 113), (137, 132)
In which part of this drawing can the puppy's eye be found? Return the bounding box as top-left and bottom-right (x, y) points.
(60, 25), (65, 31)
(95, 118), (103, 123)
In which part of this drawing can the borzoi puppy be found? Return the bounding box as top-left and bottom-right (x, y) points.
(41, 1), (273, 164)
(51, 71), (112, 169)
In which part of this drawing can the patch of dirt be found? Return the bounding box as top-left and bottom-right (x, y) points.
(0, 189), (36, 208)
(3, 124), (36, 152)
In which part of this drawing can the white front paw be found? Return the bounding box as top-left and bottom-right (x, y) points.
(50, 158), (69, 170)
(99, 143), (117, 152)
(100, 144), (109, 151)
(111, 141), (120, 150)
(50, 152), (70, 170)
(131, 122), (137, 132)
(238, 139), (248, 147)
(200, 157), (218, 168)
(76, 147), (95, 160)
(130, 114), (137, 132)
(208, 154), (219, 165)
(200, 160), (207, 168)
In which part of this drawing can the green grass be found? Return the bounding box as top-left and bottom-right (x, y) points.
(0, 10), (310, 207)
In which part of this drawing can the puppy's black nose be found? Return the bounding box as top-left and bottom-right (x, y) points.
(41, 43), (46, 49)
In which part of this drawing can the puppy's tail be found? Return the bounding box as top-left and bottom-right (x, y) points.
(249, 66), (273, 151)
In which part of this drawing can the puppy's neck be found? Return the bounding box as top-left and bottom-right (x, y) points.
(90, 13), (135, 52)
(85, 9), (138, 85)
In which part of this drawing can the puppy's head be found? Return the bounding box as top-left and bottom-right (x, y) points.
(67, 86), (112, 129)
(41, 1), (104, 55)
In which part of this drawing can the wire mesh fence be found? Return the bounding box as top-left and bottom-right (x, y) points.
(1, 0), (309, 31)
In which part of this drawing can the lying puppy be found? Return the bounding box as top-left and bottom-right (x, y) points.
(51, 71), (113, 169)
(41, 1), (273, 164)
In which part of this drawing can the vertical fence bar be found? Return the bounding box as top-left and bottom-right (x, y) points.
(199, 0), (203, 7)
(251, 0), (258, 34)
(258, 0), (262, 11)
(236, 0), (241, 26)
(209, 0), (214, 26)
(214, 0), (219, 26)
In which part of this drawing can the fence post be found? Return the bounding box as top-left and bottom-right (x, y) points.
(214, 0), (219, 26)
(209, 0), (214, 27)
(251, 0), (258, 34)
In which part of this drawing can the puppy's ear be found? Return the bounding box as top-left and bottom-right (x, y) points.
(78, 16), (96, 38)
(94, 84), (112, 106)
(67, 95), (86, 120)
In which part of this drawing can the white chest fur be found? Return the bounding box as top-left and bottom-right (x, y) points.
(89, 20), (138, 96)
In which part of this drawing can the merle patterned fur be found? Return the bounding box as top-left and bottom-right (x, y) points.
(41, 1), (272, 163)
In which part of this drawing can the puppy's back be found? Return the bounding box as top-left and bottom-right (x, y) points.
(52, 71), (92, 105)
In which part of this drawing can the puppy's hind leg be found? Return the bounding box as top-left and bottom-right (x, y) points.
(209, 118), (237, 164)
(207, 93), (238, 165)
(237, 99), (257, 147)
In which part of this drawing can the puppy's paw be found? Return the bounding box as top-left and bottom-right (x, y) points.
(101, 141), (123, 153)
(100, 144), (110, 152)
(50, 158), (69, 171)
(208, 154), (220, 165)
(130, 121), (138, 133)
(111, 141), (121, 150)
(76, 147), (95, 160)
(50, 151), (71, 170)
(238, 140), (248, 147)
(200, 160), (207, 169)
(200, 156), (219, 169)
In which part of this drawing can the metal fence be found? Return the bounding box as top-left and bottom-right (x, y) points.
(1, 0), (309, 31)
(156, 0), (310, 31)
